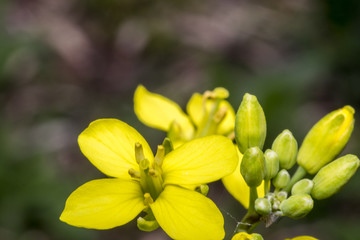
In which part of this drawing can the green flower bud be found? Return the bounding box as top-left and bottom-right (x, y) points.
(235, 93), (266, 153)
(272, 169), (290, 189)
(291, 179), (314, 195)
(311, 154), (360, 200)
(251, 233), (264, 240)
(255, 198), (272, 215)
(195, 184), (209, 196)
(276, 191), (288, 202)
(137, 216), (159, 231)
(297, 106), (355, 174)
(272, 130), (298, 170)
(240, 147), (265, 187)
(280, 194), (314, 219)
(264, 149), (280, 180)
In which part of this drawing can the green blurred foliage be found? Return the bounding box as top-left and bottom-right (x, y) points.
(0, 0), (360, 239)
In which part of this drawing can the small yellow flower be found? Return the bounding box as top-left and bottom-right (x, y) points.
(285, 236), (318, 240)
(232, 233), (318, 240)
(134, 85), (264, 208)
(134, 85), (235, 147)
(60, 119), (238, 240)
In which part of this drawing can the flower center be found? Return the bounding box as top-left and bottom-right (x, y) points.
(195, 87), (229, 138)
(128, 143), (165, 201)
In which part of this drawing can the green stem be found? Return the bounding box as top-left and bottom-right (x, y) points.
(283, 166), (307, 192)
(236, 187), (261, 233)
(195, 99), (221, 138)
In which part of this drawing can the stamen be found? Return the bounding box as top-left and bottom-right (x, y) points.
(162, 138), (174, 155)
(128, 168), (140, 179)
(154, 145), (165, 167)
(139, 158), (150, 171)
(148, 168), (160, 177)
(214, 106), (228, 123)
(144, 193), (154, 205)
(135, 142), (145, 164)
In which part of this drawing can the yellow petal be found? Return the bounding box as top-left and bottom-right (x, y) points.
(186, 93), (204, 127)
(151, 185), (224, 240)
(217, 100), (236, 135)
(162, 135), (238, 186)
(186, 93), (235, 135)
(134, 85), (194, 139)
(60, 179), (145, 229)
(222, 149), (265, 209)
(78, 119), (154, 179)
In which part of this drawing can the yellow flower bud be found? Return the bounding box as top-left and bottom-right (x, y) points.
(272, 169), (290, 189)
(280, 194), (313, 219)
(240, 147), (265, 187)
(235, 93), (266, 153)
(232, 232), (264, 240)
(311, 154), (360, 200)
(264, 149), (280, 180)
(251, 233), (264, 240)
(272, 130), (298, 170)
(255, 198), (272, 215)
(297, 106), (355, 174)
(291, 178), (314, 195)
(285, 236), (318, 240)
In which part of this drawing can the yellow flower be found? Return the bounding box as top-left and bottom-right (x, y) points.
(134, 85), (264, 209)
(285, 236), (318, 240)
(134, 85), (235, 147)
(232, 233), (318, 240)
(60, 119), (238, 240)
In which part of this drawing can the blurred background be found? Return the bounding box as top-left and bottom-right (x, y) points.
(1, 0), (360, 239)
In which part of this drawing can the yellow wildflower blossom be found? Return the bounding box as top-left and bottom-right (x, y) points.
(285, 236), (318, 240)
(134, 85), (235, 147)
(134, 85), (264, 209)
(60, 119), (238, 240)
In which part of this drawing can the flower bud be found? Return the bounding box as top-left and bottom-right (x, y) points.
(235, 93), (266, 153)
(232, 232), (264, 240)
(280, 194), (314, 219)
(195, 184), (209, 196)
(251, 233), (264, 240)
(276, 191), (288, 202)
(264, 149), (279, 180)
(311, 154), (360, 200)
(272, 130), (298, 170)
(291, 179), (314, 195)
(255, 198), (272, 215)
(297, 106), (355, 174)
(137, 216), (159, 231)
(213, 87), (229, 99)
(286, 236), (318, 240)
(272, 169), (290, 189)
(240, 147), (265, 187)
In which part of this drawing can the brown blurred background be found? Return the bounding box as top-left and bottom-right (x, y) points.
(1, 0), (360, 239)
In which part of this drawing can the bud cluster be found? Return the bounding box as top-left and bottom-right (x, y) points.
(235, 94), (359, 228)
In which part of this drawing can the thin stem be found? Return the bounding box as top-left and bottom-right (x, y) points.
(195, 99), (221, 138)
(283, 166), (307, 192)
(236, 187), (261, 233)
